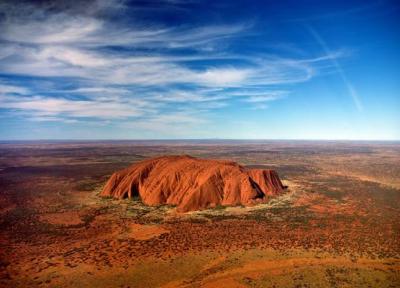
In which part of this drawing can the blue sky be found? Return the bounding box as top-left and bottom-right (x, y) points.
(0, 0), (398, 140)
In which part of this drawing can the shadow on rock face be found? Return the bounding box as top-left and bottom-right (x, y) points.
(101, 155), (286, 212)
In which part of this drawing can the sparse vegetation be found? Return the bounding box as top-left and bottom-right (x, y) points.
(0, 141), (399, 287)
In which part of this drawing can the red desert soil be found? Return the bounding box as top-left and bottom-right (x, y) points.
(101, 155), (285, 212)
(128, 223), (170, 240)
(38, 211), (83, 226)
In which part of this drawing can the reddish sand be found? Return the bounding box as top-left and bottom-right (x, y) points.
(38, 211), (83, 226)
(101, 155), (285, 212)
(128, 223), (170, 240)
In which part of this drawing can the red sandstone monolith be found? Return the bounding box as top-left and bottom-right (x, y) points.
(101, 155), (285, 212)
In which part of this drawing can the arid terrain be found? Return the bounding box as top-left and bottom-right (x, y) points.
(0, 140), (399, 287)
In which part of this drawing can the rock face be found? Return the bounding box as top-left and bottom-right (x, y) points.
(101, 155), (285, 212)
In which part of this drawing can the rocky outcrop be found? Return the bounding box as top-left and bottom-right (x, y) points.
(101, 155), (285, 212)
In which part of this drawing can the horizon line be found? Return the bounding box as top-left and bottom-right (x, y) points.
(0, 138), (399, 143)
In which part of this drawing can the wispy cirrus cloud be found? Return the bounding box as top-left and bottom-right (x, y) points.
(0, 0), (350, 136)
(0, 93), (151, 119)
(243, 94), (287, 103)
(305, 25), (363, 111)
(0, 84), (30, 95)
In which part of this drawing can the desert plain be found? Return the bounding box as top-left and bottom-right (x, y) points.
(0, 140), (399, 287)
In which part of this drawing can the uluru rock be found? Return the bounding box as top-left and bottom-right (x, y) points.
(101, 155), (286, 212)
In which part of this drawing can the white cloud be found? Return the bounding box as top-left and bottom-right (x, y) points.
(0, 42), (322, 88)
(0, 84), (30, 95)
(3, 16), (102, 45)
(235, 90), (287, 103)
(244, 95), (284, 103)
(196, 68), (250, 86)
(0, 94), (148, 119)
(151, 90), (225, 103)
(38, 46), (109, 67)
(0, 0), (350, 128)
